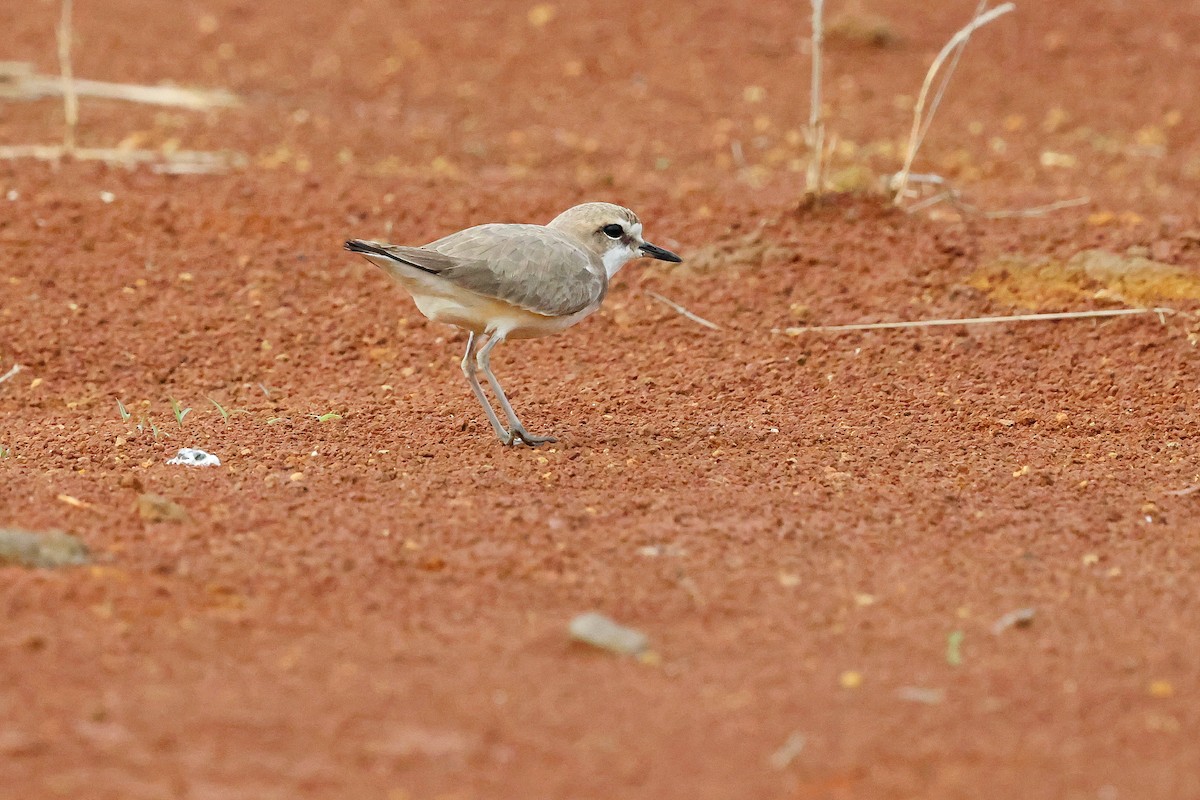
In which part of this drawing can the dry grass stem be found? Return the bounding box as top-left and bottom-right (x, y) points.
(914, 0), (987, 156)
(780, 307), (1177, 335)
(1163, 484), (1200, 497)
(979, 196), (1091, 219)
(0, 2), (241, 172)
(892, 2), (1015, 204)
(0, 144), (245, 173)
(901, 178), (1091, 219)
(0, 364), (23, 385)
(56, 0), (78, 153)
(647, 291), (723, 331)
(805, 0), (826, 196)
(0, 62), (240, 110)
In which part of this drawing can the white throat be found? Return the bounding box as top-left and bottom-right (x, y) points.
(601, 244), (638, 279)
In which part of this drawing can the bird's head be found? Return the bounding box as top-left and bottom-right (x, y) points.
(548, 202), (682, 279)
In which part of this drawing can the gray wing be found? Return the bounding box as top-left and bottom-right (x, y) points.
(425, 224), (605, 317)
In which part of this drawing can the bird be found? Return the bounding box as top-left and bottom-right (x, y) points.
(345, 202), (681, 447)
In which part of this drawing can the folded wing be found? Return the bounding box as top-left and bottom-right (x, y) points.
(426, 224), (606, 317)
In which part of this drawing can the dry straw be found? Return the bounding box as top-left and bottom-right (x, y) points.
(646, 291), (723, 331)
(779, 307), (1177, 336)
(0, 364), (23, 386)
(0, 0), (242, 172)
(805, 0), (826, 196)
(891, 2), (1016, 204)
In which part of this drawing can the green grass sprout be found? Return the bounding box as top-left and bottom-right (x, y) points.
(946, 630), (964, 667)
(169, 397), (192, 428)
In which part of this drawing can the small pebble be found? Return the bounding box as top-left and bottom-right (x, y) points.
(768, 731), (806, 769)
(896, 686), (945, 705)
(991, 606), (1036, 635)
(568, 612), (648, 656)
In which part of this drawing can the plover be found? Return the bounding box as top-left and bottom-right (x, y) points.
(345, 202), (681, 446)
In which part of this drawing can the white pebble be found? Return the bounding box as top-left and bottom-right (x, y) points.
(166, 448), (221, 467)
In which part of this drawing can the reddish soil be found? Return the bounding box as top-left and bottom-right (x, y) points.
(3, 1), (1200, 798)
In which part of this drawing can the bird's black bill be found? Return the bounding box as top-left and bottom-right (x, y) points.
(639, 241), (682, 263)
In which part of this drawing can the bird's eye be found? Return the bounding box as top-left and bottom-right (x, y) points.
(601, 223), (624, 239)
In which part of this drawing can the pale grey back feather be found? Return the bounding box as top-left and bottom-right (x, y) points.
(413, 223), (606, 317)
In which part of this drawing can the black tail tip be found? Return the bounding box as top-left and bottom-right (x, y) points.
(343, 239), (361, 252)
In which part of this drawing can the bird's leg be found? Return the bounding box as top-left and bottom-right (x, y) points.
(460, 332), (512, 444)
(476, 334), (558, 446)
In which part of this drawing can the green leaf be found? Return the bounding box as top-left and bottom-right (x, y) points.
(169, 397), (192, 428)
(208, 396), (230, 422)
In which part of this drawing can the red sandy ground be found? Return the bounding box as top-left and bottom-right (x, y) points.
(2, 1), (1200, 798)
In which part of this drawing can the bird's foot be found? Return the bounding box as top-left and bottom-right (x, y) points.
(506, 427), (558, 447)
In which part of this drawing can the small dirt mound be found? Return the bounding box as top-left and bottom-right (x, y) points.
(968, 249), (1200, 309)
